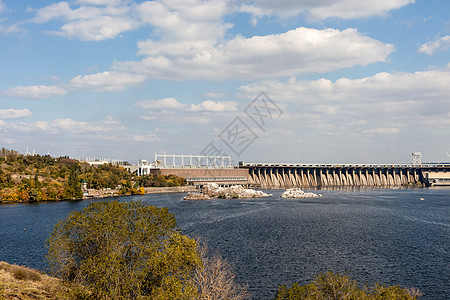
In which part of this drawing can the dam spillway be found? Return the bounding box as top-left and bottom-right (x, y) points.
(240, 163), (450, 188)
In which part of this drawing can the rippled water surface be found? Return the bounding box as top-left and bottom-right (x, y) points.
(1, 188), (449, 299)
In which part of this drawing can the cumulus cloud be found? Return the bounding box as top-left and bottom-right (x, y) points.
(188, 100), (238, 112)
(239, 68), (450, 138)
(24, 1), (396, 89)
(29, 0), (228, 42)
(239, 0), (414, 21)
(135, 98), (237, 112)
(4, 85), (67, 99)
(131, 134), (160, 142)
(135, 98), (184, 110)
(0, 109), (32, 120)
(117, 27), (394, 80)
(418, 35), (450, 55)
(69, 71), (146, 91)
(240, 68), (450, 104)
(7, 118), (125, 134)
(0, 18), (19, 34)
(52, 15), (138, 41)
(76, 0), (124, 6)
(30, 1), (139, 41)
(136, 0), (230, 42)
(363, 127), (400, 135)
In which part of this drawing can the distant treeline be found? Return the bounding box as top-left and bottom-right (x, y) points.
(0, 148), (186, 203)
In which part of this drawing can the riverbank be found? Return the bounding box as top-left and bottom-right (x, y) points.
(1, 186), (199, 204)
(0, 261), (89, 299)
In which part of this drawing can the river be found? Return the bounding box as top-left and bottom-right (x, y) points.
(0, 187), (449, 299)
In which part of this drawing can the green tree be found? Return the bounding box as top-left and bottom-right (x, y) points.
(65, 169), (82, 199)
(46, 200), (201, 299)
(274, 272), (421, 300)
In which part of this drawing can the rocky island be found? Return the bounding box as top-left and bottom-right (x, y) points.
(184, 183), (272, 200)
(281, 188), (322, 198)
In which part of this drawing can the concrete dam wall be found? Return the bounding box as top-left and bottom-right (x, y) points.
(242, 164), (450, 188)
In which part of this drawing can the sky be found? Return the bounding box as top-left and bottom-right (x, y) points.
(0, 0), (449, 164)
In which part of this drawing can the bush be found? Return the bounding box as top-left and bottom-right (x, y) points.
(274, 271), (421, 300)
(0, 262), (41, 282)
(47, 200), (201, 299)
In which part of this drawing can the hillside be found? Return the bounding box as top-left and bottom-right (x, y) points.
(0, 148), (186, 203)
(0, 261), (89, 299)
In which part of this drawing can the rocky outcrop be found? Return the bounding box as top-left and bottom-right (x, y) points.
(184, 183), (272, 200)
(281, 188), (321, 198)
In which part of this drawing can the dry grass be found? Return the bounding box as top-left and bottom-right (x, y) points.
(0, 261), (89, 300)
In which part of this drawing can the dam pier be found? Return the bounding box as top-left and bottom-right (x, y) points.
(240, 163), (450, 188)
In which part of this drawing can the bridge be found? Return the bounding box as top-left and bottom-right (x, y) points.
(239, 162), (450, 187)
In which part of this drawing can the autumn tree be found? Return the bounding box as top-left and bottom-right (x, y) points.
(274, 271), (421, 300)
(46, 200), (201, 299)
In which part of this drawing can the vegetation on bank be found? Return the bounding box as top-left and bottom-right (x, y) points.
(274, 271), (421, 300)
(0, 148), (186, 203)
(46, 200), (248, 300)
(1, 200), (422, 299)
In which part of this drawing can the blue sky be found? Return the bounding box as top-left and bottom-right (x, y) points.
(0, 0), (449, 164)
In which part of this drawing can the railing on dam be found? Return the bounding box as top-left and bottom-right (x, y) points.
(239, 162), (450, 187)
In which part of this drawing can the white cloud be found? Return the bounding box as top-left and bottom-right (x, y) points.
(7, 118), (125, 134)
(0, 109), (32, 120)
(52, 15), (139, 41)
(76, 0), (124, 6)
(116, 27), (394, 80)
(188, 100), (238, 112)
(30, 1), (139, 41)
(239, 68), (450, 137)
(0, 18), (20, 34)
(135, 98), (184, 110)
(418, 35), (450, 55)
(240, 0), (414, 21)
(240, 68), (450, 105)
(363, 127), (400, 135)
(136, 0), (231, 42)
(69, 71), (146, 91)
(131, 134), (160, 142)
(135, 98), (238, 113)
(29, 0), (229, 42)
(4, 85), (67, 99)
(0, 1), (5, 12)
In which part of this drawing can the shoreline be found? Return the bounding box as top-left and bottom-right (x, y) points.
(0, 186), (199, 205)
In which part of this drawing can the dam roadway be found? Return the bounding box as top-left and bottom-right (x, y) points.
(239, 162), (450, 187)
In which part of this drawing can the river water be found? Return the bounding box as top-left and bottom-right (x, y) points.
(0, 188), (449, 299)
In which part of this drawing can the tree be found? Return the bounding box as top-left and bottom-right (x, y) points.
(47, 200), (201, 299)
(65, 169), (82, 199)
(194, 240), (249, 300)
(274, 272), (421, 300)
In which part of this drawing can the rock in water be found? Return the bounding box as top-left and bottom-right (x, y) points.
(184, 183), (272, 200)
(281, 188), (321, 198)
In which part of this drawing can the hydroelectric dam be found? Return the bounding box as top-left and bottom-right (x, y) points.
(239, 162), (450, 188)
(128, 154), (450, 187)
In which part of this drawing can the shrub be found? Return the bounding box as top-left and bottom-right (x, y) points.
(0, 262), (41, 282)
(274, 271), (421, 300)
